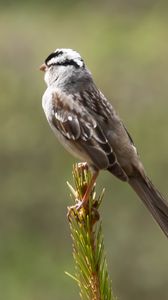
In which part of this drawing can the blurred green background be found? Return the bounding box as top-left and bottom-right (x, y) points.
(0, 1), (168, 299)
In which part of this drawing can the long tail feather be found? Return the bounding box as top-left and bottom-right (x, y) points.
(129, 173), (168, 238)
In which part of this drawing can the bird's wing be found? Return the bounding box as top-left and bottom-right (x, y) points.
(79, 87), (136, 149)
(50, 90), (127, 180)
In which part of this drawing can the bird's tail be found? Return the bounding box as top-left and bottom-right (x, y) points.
(129, 171), (168, 238)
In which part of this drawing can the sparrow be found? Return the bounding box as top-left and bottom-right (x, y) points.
(40, 48), (168, 238)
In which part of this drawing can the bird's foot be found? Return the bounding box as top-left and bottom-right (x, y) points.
(67, 198), (100, 225)
(67, 163), (99, 221)
(67, 199), (88, 221)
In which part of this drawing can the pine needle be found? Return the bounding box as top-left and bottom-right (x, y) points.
(66, 163), (116, 300)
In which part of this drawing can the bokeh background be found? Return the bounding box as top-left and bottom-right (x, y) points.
(0, 1), (168, 299)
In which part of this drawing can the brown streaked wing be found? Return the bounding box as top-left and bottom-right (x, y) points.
(51, 91), (127, 176)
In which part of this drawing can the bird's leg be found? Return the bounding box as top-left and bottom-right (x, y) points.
(67, 164), (99, 219)
(81, 170), (99, 205)
(74, 168), (99, 212)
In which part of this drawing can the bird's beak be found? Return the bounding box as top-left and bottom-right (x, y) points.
(39, 63), (47, 72)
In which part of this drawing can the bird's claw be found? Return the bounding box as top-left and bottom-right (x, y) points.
(67, 199), (87, 221)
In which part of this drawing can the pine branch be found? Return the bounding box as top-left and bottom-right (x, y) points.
(66, 163), (116, 300)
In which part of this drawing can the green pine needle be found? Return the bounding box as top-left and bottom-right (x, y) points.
(66, 163), (116, 300)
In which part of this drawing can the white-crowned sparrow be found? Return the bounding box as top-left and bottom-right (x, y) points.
(40, 48), (168, 238)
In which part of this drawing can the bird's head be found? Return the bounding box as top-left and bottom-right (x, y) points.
(40, 48), (85, 86)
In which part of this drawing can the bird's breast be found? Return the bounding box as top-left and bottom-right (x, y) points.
(42, 88), (54, 123)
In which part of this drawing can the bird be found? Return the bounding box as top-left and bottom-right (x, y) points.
(40, 48), (168, 238)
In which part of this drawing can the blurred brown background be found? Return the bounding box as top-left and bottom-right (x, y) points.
(0, 1), (168, 299)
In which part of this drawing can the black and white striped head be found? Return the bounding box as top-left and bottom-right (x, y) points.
(40, 48), (85, 86)
(45, 48), (84, 69)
